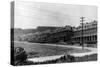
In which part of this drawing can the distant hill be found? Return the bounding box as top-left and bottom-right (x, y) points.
(11, 28), (38, 41)
(13, 28), (24, 35)
(22, 29), (37, 34)
(13, 26), (61, 35)
(37, 26), (61, 32)
(11, 26), (63, 41)
(12, 28), (37, 35)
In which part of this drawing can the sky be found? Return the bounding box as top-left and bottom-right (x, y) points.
(14, 1), (97, 29)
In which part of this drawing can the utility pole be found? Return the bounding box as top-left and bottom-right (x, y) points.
(80, 17), (85, 50)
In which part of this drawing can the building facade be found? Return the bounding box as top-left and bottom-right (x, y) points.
(72, 20), (97, 44)
(33, 26), (74, 43)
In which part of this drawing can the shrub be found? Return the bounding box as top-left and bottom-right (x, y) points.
(14, 47), (27, 65)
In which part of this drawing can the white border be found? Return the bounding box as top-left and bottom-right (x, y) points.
(0, 0), (99, 67)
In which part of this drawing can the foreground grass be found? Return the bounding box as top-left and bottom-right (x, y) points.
(13, 41), (90, 58)
(12, 41), (97, 66)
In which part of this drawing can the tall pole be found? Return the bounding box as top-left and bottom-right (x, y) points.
(80, 17), (85, 50)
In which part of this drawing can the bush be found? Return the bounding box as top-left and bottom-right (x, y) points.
(67, 54), (97, 62)
(14, 47), (27, 65)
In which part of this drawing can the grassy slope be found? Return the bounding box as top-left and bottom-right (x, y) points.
(14, 42), (90, 58)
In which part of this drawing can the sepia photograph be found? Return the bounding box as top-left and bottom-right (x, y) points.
(11, 1), (97, 66)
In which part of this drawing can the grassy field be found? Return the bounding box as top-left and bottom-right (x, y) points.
(13, 41), (90, 58)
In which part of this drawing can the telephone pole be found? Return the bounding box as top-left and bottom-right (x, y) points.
(80, 17), (85, 50)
